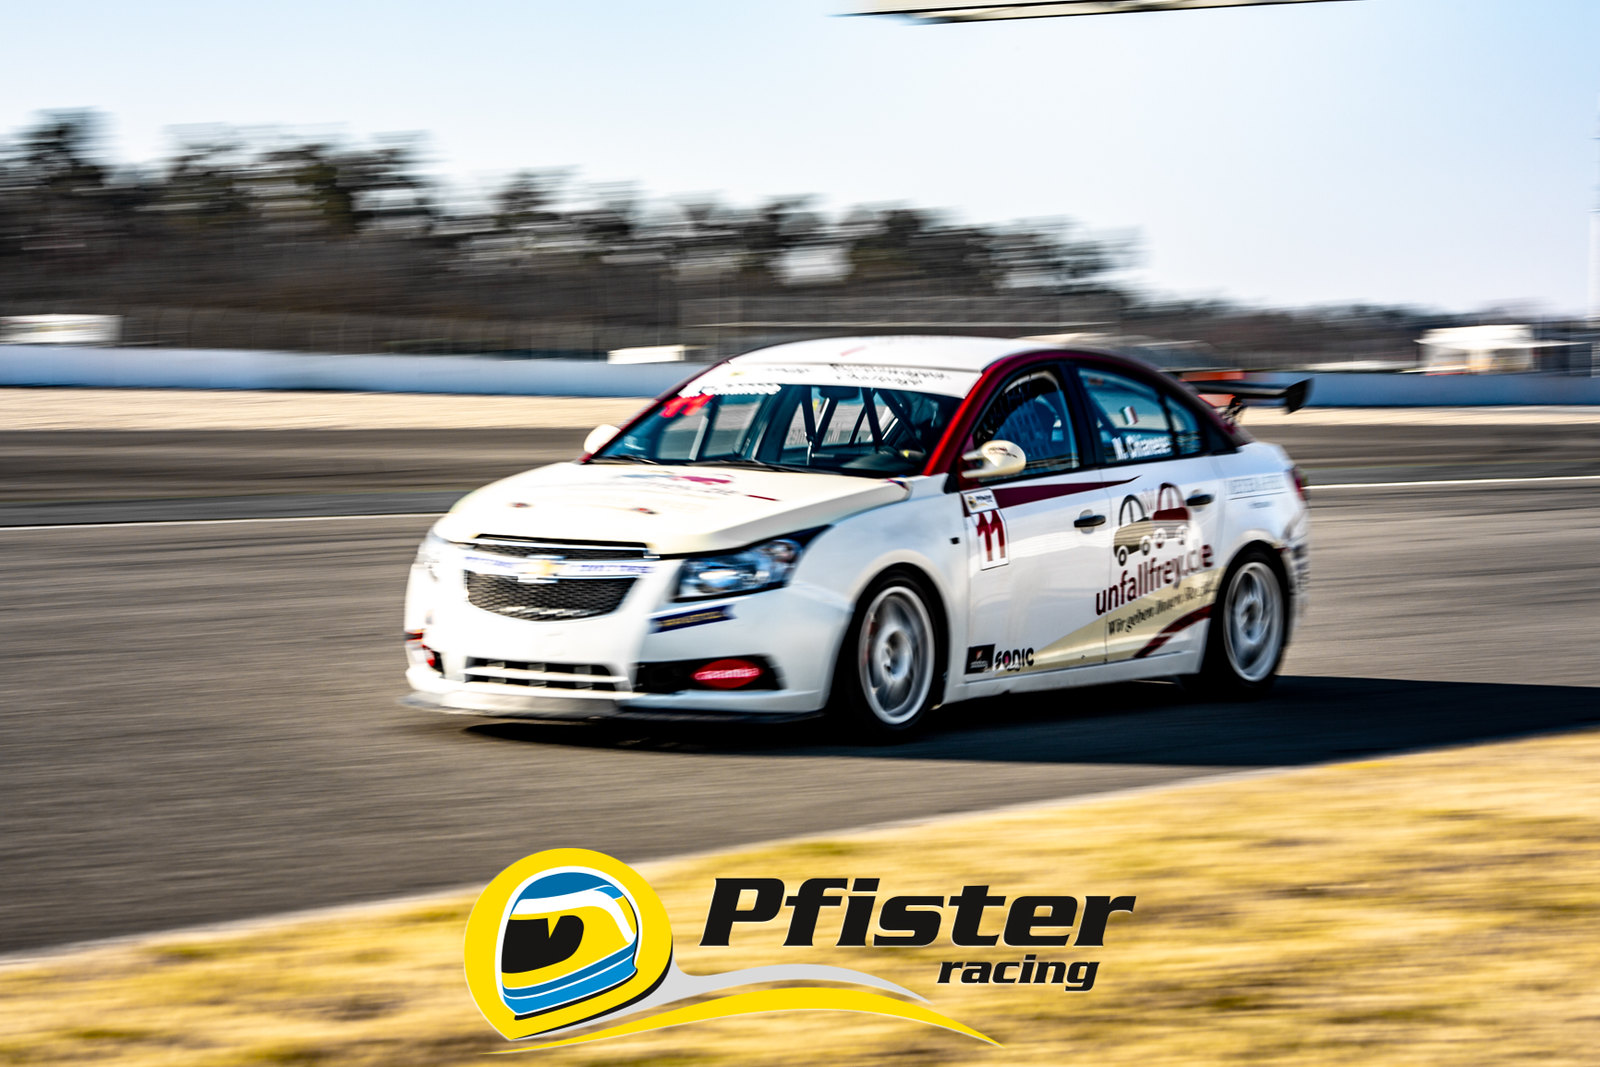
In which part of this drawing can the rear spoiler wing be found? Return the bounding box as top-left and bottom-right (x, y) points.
(1180, 376), (1313, 422)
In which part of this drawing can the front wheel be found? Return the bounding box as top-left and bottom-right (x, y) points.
(830, 573), (941, 741)
(1186, 548), (1287, 700)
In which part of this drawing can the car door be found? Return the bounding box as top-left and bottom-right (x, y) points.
(960, 364), (1116, 689)
(1075, 363), (1226, 664)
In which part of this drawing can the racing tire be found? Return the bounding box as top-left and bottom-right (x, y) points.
(829, 571), (942, 742)
(1184, 547), (1287, 701)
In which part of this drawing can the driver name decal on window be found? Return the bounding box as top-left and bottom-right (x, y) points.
(1122, 436), (1173, 460)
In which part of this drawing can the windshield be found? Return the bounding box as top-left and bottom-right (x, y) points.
(590, 382), (961, 478)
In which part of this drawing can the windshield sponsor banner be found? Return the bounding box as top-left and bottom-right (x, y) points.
(465, 849), (1138, 1051)
(687, 362), (981, 398)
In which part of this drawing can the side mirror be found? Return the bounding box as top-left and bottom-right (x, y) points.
(583, 424), (620, 455)
(961, 439), (1027, 481)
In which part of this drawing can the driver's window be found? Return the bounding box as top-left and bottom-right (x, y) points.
(969, 370), (1079, 477)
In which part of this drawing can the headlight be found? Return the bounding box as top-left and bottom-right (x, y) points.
(414, 527), (454, 579)
(676, 538), (806, 601)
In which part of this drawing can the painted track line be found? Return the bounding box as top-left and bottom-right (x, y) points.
(0, 512), (442, 532)
(1313, 473), (1600, 491)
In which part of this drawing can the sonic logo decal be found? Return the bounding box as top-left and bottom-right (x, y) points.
(465, 849), (994, 1052)
(963, 645), (1034, 675)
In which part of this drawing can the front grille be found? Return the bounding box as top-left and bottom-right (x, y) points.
(466, 573), (635, 620)
(465, 657), (623, 692)
(463, 536), (648, 561)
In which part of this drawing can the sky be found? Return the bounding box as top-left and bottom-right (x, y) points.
(4, 0), (1598, 315)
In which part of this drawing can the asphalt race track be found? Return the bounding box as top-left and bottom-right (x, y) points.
(2, 417), (1598, 955)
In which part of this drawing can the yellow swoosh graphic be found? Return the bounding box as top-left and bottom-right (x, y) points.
(493, 987), (999, 1053)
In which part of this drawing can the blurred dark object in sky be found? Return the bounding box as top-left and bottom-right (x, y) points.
(851, 1), (1357, 24)
(0, 110), (1456, 363)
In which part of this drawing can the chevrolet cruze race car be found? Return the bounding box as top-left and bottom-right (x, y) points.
(404, 336), (1310, 738)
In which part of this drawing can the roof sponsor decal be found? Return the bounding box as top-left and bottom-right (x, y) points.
(689, 362), (980, 398)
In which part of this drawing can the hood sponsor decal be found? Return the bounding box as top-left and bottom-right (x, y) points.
(612, 471), (787, 504)
(650, 605), (735, 633)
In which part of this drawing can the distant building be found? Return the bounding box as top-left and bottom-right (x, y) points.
(1417, 324), (1593, 375)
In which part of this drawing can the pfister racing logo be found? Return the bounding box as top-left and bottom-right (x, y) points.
(465, 849), (996, 1051)
(465, 850), (1139, 1051)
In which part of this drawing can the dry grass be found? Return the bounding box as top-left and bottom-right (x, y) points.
(3, 728), (1598, 1066)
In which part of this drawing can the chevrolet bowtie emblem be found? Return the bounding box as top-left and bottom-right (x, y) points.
(515, 558), (561, 584)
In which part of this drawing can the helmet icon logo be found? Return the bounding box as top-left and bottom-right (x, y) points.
(496, 868), (641, 1019)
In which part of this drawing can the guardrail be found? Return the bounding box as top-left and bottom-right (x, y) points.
(4, 344), (1600, 404)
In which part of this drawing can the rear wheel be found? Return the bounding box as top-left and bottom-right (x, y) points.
(830, 572), (940, 740)
(1186, 548), (1287, 700)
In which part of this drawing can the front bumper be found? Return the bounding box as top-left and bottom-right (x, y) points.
(403, 556), (853, 721)
(398, 690), (819, 724)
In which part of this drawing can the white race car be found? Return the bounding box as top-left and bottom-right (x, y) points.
(404, 336), (1310, 738)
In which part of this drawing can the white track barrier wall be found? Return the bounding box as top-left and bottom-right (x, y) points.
(4, 345), (1600, 405)
(0, 346), (695, 398)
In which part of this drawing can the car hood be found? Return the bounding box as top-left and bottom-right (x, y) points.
(434, 462), (913, 554)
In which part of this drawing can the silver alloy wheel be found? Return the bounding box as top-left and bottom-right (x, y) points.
(856, 585), (935, 725)
(1222, 560), (1284, 683)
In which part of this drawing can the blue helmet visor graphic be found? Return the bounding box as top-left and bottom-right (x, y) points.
(498, 870), (640, 1018)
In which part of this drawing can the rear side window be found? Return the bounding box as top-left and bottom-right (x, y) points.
(1080, 367), (1175, 464)
(1165, 394), (1207, 457)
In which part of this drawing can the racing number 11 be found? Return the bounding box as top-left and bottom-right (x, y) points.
(973, 510), (1009, 570)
